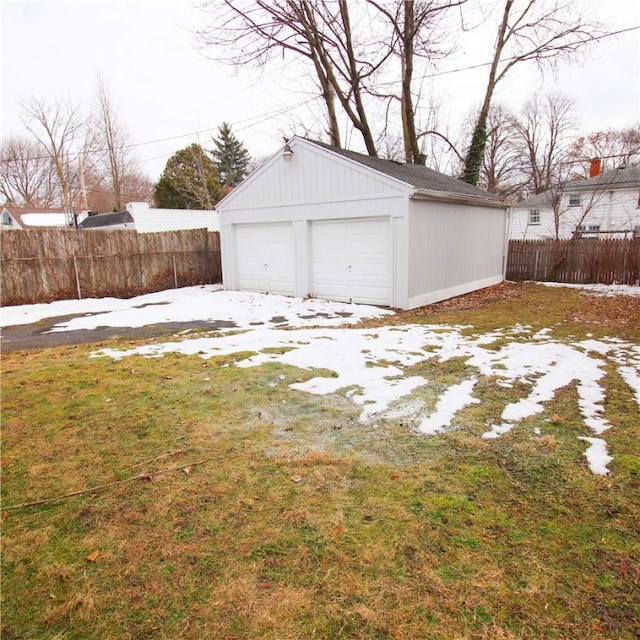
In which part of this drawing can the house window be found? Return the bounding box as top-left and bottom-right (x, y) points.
(1, 211), (12, 226)
(529, 209), (540, 225)
(568, 194), (581, 207)
(577, 224), (601, 236)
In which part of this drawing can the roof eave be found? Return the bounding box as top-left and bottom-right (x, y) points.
(410, 188), (506, 208)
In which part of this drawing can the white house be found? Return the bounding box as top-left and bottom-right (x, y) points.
(1, 206), (71, 230)
(78, 202), (219, 232)
(510, 164), (640, 240)
(216, 137), (509, 310)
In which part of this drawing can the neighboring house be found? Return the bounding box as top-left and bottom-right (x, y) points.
(216, 136), (508, 310)
(78, 202), (219, 232)
(1, 207), (72, 230)
(510, 163), (640, 240)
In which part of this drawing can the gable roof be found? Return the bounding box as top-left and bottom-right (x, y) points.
(515, 165), (640, 209)
(217, 136), (505, 210)
(78, 210), (134, 229)
(2, 206), (69, 229)
(306, 138), (502, 203)
(513, 191), (555, 209)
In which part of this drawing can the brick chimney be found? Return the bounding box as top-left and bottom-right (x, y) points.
(589, 157), (602, 178)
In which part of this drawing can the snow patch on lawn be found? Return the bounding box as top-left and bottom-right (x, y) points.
(92, 323), (639, 476)
(0, 286), (393, 329)
(417, 378), (480, 435)
(541, 282), (640, 297)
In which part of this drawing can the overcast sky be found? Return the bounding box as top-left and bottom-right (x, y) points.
(2, 0), (639, 181)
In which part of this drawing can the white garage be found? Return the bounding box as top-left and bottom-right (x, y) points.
(217, 137), (509, 310)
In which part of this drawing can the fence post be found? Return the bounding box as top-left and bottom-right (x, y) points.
(534, 248), (539, 281)
(74, 256), (82, 300)
(173, 254), (178, 289)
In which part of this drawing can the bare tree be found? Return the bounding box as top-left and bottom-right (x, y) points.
(198, 1), (468, 162)
(20, 95), (84, 213)
(478, 103), (524, 198)
(197, 0), (396, 155)
(462, 0), (606, 185)
(95, 77), (132, 211)
(79, 159), (153, 213)
(367, 0), (466, 164)
(513, 92), (575, 195)
(567, 126), (640, 175)
(0, 136), (58, 206)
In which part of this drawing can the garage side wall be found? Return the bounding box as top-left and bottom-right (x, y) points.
(407, 200), (508, 308)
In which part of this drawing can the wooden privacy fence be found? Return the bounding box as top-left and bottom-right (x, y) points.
(506, 238), (640, 285)
(1, 228), (222, 306)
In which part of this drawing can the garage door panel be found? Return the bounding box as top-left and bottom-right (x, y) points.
(311, 218), (390, 305)
(235, 223), (295, 296)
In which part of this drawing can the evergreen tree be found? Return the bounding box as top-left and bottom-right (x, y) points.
(211, 122), (250, 187)
(154, 144), (222, 209)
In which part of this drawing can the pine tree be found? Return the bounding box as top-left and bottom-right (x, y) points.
(211, 122), (250, 187)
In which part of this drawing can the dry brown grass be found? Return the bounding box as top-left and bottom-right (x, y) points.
(2, 283), (639, 639)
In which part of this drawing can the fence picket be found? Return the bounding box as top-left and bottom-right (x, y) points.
(505, 238), (640, 285)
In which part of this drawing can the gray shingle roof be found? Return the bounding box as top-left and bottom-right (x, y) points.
(515, 165), (640, 208)
(514, 191), (556, 209)
(305, 138), (500, 202)
(570, 165), (640, 191)
(79, 211), (134, 228)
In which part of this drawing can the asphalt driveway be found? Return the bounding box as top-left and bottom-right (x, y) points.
(0, 317), (235, 352)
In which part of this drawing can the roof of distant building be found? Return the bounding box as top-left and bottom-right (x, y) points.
(78, 211), (134, 229)
(515, 165), (640, 209)
(2, 206), (69, 228)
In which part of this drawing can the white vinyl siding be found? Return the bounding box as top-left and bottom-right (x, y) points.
(222, 143), (403, 211)
(511, 187), (640, 239)
(407, 201), (506, 307)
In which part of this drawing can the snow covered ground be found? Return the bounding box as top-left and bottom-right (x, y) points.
(3, 284), (639, 476)
(542, 282), (640, 297)
(0, 285), (393, 330)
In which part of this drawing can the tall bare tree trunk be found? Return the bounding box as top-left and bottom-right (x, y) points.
(400, 0), (425, 164)
(462, 0), (512, 185)
(96, 78), (127, 210)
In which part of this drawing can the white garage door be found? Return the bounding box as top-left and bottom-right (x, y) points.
(311, 217), (391, 305)
(235, 223), (295, 295)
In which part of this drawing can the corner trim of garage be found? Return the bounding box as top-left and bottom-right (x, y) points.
(407, 275), (504, 309)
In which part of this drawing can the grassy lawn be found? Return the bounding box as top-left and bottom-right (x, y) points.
(2, 282), (639, 639)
